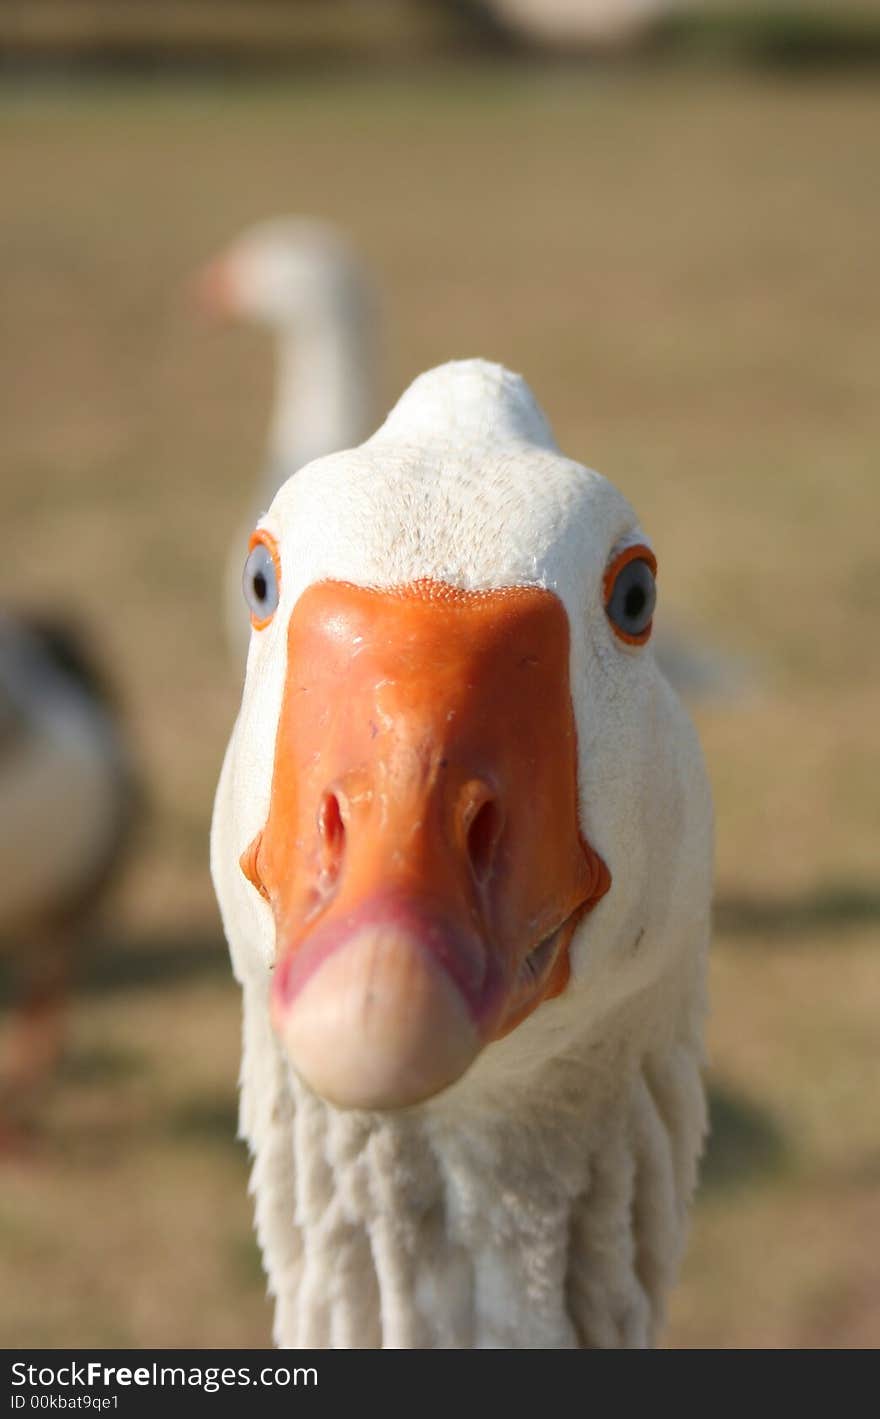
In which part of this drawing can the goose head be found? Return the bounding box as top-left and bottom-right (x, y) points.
(197, 217), (370, 334)
(211, 360), (712, 1114)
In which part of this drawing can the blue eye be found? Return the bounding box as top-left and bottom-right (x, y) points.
(605, 550), (657, 645)
(243, 538), (280, 626)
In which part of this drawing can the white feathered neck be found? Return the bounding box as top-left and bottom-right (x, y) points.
(266, 264), (374, 494)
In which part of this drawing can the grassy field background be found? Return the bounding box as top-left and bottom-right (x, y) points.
(0, 62), (878, 1347)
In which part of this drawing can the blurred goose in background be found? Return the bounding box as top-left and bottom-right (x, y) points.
(484, 0), (672, 50)
(0, 613), (136, 1143)
(198, 215), (748, 700)
(196, 218), (377, 657)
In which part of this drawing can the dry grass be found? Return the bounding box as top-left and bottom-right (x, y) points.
(0, 64), (878, 1347)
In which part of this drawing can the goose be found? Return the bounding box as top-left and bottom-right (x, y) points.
(211, 359), (713, 1348)
(0, 613), (135, 1139)
(197, 218), (376, 657)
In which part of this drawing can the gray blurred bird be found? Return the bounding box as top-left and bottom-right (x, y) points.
(0, 613), (137, 1143)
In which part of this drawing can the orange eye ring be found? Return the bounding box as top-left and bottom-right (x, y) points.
(245, 528), (282, 630)
(603, 543), (658, 647)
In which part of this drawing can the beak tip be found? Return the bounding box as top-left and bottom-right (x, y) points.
(191, 257), (237, 320)
(272, 918), (482, 1110)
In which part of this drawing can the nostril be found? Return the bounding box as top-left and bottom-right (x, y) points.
(466, 798), (501, 883)
(318, 791), (346, 878)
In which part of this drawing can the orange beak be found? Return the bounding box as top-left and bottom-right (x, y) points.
(192, 254), (239, 320)
(241, 579), (610, 1110)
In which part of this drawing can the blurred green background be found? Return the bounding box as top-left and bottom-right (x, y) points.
(1, 0), (878, 1348)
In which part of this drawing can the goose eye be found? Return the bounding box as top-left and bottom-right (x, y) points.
(604, 546), (657, 646)
(243, 535), (280, 628)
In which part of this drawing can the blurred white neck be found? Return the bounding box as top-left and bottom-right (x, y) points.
(268, 299), (374, 496)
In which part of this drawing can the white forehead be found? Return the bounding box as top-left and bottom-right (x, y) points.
(259, 360), (646, 608)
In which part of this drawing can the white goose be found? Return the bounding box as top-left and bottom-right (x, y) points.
(211, 359), (713, 1349)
